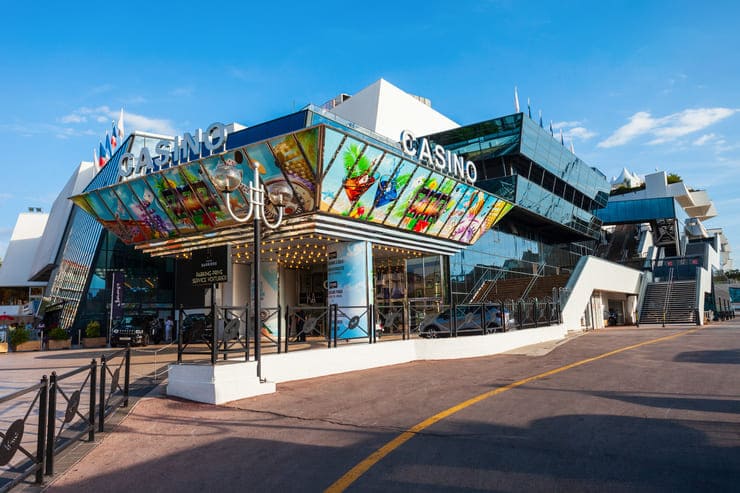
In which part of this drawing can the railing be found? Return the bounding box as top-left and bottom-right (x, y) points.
(662, 268), (674, 327)
(282, 306), (331, 353)
(177, 305), (250, 365)
(0, 377), (47, 491)
(1, 348), (131, 491)
(328, 305), (375, 347)
(375, 303), (407, 339)
(651, 256), (703, 281)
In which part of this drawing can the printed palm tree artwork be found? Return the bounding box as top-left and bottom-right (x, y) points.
(342, 143), (376, 202)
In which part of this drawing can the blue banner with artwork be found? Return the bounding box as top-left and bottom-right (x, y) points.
(327, 241), (373, 340)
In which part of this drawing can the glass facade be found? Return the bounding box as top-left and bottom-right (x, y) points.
(596, 197), (678, 224)
(520, 117), (609, 205)
(426, 113), (610, 242)
(74, 231), (175, 337)
(426, 113), (611, 304)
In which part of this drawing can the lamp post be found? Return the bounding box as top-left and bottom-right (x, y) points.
(213, 160), (290, 381)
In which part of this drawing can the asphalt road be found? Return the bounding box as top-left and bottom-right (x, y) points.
(45, 323), (740, 492)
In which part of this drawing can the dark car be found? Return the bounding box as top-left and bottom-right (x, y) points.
(111, 315), (150, 346)
(419, 306), (513, 338)
(181, 313), (214, 344)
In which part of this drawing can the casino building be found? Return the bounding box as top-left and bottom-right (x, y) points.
(32, 79), (607, 343)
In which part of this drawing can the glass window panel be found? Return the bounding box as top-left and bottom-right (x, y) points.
(321, 127), (346, 178)
(319, 133), (366, 212)
(382, 165), (432, 228)
(335, 144), (385, 218)
(446, 190), (488, 242)
(178, 163), (233, 229)
(295, 127), (320, 173)
(97, 188), (132, 221)
(270, 135), (317, 213)
(427, 183), (470, 236)
(71, 195), (96, 216)
(364, 153), (404, 224)
(143, 174), (198, 234)
(83, 191), (115, 220)
(456, 194), (498, 244)
(126, 180), (177, 239)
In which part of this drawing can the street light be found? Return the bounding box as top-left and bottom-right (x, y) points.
(213, 159), (291, 380)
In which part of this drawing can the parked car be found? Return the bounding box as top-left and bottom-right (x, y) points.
(181, 313), (214, 344)
(111, 316), (150, 347)
(419, 306), (514, 338)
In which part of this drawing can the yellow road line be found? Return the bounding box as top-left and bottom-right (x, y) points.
(325, 326), (702, 492)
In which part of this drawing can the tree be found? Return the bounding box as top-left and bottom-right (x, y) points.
(667, 173), (682, 184)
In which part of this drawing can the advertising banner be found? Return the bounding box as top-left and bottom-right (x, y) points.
(327, 241), (373, 340)
(110, 271), (125, 319)
(259, 262), (280, 337)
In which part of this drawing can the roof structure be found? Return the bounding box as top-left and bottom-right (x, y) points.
(328, 78), (459, 141)
(0, 210), (48, 287)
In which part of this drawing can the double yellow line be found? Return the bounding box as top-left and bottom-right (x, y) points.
(326, 327), (701, 492)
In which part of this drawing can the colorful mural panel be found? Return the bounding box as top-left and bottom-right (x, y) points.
(76, 123), (513, 247)
(125, 180), (177, 239)
(269, 135), (316, 213)
(295, 127), (319, 173)
(382, 166), (433, 228)
(178, 162), (232, 229)
(143, 174), (199, 234)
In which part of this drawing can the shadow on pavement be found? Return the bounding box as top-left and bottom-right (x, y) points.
(674, 348), (740, 364)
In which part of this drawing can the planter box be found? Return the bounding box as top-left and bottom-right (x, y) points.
(0, 342), (8, 353)
(48, 339), (72, 350)
(15, 340), (42, 352)
(82, 337), (107, 348)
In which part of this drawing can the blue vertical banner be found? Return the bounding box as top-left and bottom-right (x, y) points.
(260, 262), (279, 337)
(111, 271), (125, 319)
(327, 241), (374, 339)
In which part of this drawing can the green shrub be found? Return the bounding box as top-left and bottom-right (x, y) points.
(86, 320), (101, 338)
(667, 173), (682, 184)
(49, 327), (69, 340)
(10, 327), (30, 347)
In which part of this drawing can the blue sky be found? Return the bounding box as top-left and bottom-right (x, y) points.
(1, 1), (739, 263)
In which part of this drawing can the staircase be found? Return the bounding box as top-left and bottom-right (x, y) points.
(639, 280), (697, 324)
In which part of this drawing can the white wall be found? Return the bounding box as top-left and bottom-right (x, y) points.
(561, 256), (643, 330)
(0, 211), (49, 288)
(330, 79), (459, 141)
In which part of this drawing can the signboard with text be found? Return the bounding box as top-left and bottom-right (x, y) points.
(191, 247), (229, 285)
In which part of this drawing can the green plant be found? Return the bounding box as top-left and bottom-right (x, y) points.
(667, 173), (682, 184)
(9, 327), (30, 347)
(86, 320), (101, 338)
(343, 144), (372, 178)
(49, 327), (69, 340)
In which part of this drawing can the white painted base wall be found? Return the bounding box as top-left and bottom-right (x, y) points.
(167, 324), (567, 404)
(168, 361), (276, 405)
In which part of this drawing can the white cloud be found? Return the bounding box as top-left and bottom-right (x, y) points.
(566, 126), (597, 140)
(551, 120), (583, 130)
(693, 133), (717, 146)
(551, 121), (597, 142)
(598, 107), (737, 148)
(56, 106), (177, 136)
(60, 113), (86, 124)
(123, 111), (176, 136)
